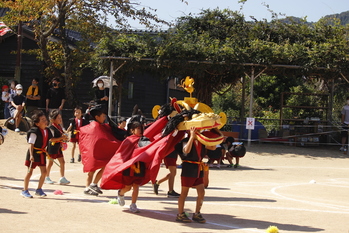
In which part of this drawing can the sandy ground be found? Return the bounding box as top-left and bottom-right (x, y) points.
(1, 120), (349, 233)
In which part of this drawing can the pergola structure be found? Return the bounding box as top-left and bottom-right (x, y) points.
(100, 56), (347, 146)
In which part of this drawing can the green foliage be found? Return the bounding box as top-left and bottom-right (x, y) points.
(1, 0), (171, 104)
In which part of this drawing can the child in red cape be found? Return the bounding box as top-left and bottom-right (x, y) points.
(79, 106), (121, 196)
(101, 118), (185, 212)
(112, 120), (151, 213)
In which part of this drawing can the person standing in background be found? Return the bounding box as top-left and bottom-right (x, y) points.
(26, 78), (41, 117)
(340, 96), (349, 152)
(94, 79), (109, 114)
(46, 77), (65, 114)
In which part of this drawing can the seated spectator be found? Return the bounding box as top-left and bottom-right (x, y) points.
(9, 84), (26, 132)
(2, 85), (10, 119)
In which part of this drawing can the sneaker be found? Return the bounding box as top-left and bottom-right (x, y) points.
(77, 154), (81, 162)
(234, 164), (239, 168)
(89, 184), (103, 194)
(84, 188), (98, 196)
(192, 212), (206, 223)
(153, 181), (159, 195)
(21, 190), (33, 198)
(45, 177), (54, 184)
(35, 188), (47, 197)
(9, 119), (15, 125)
(59, 177), (70, 185)
(129, 203), (140, 213)
(216, 164), (220, 169)
(70, 158), (74, 163)
(15, 128), (20, 132)
(117, 191), (125, 206)
(167, 190), (180, 198)
(176, 212), (192, 223)
(227, 164), (233, 168)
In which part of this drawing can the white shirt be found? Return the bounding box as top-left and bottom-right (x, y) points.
(341, 105), (349, 124)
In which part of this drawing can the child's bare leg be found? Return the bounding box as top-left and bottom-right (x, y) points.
(131, 184), (139, 204)
(71, 142), (76, 159)
(195, 183), (205, 213)
(92, 167), (105, 185)
(86, 171), (95, 188)
(57, 157), (65, 177)
(226, 154), (233, 165)
(119, 185), (132, 196)
(168, 166), (177, 192)
(235, 157), (240, 165)
(158, 173), (170, 185)
(24, 168), (33, 190)
(178, 186), (190, 214)
(38, 166), (47, 189)
(46, 159), (54, 178)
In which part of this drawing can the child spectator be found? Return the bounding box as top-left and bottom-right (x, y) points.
(45, 110), (70, 185)
(21, 111), (52, 198)
(66, 107), (88, 163)
(207, 144), (225, 168)
(224, 136), (246, 168)
(9, 80), (18, 95)
(1, 85), (10, 119)
(153, 150), (180, 198)
(9, 84), (26, 132)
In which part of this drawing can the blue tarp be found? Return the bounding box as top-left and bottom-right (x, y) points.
(230, 120), (266, 140)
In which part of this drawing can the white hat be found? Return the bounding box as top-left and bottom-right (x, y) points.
(15, 84), (23, 89)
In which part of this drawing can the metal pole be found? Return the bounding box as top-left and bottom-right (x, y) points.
(247, 67), (255, 147)
(240, 76), (246, 141)
(108, 60), (113, 118)
(15, 21), (22, 82)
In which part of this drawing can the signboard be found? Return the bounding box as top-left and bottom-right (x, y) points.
(246, 117), (255, 130)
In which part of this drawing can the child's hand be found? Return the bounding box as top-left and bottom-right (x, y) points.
(30, 155), (34, 162)
(62, 134), (68, 141)
(189, 127), (197, 138)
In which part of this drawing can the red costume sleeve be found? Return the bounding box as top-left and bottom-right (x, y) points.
(79, 121), (121, 173)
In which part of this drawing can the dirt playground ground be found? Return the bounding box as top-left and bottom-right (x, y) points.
(1, 121), (349, 233)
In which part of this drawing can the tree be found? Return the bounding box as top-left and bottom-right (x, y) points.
(90, 7), (349, 116)
(0, 0), (173, 105)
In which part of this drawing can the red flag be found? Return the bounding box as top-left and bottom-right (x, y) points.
(0, 22), (11, 36)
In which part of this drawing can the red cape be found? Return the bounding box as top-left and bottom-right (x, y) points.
(101, 130), (185, 190)
(79, 121), (121, 173)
